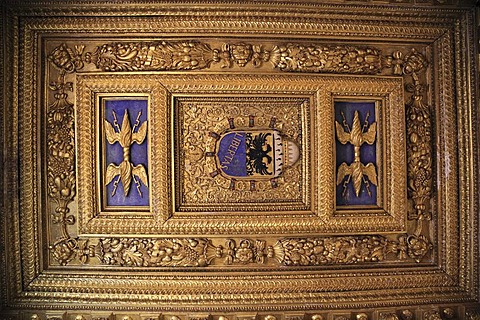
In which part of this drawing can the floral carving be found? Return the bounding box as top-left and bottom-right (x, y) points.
(386, 49), (432, 221)
(48, 43), (85, 73)
(424, 312), (442, 320)
(275, 236), (399, 266)
(215, 43), (270, 68)
(84, 41), (215, 71)
(400, 310), (414, 320)
(405, 235), (432, 263)
(85, 41), (383, 74)
(47, 42), (434, 267)
(49, 238), (78, 266)
(270, 44), (382, 74)
(98, 238), (214, 267)
(221, 239), (272, 265)
(47, 44), (85, 264)
(379, 313), (399, 320)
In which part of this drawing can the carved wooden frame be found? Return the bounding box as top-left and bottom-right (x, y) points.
(1, 0), (479, 318)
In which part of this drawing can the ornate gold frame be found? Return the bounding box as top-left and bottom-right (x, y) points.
(1, 1), (479, 319)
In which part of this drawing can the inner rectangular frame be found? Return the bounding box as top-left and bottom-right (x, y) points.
(76, 73), (406, 236)
(172, 94), (311, 213)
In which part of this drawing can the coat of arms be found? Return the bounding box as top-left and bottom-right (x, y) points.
(208, 117), (300, 190)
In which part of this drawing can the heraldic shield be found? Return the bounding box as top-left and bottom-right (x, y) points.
(215, 129), (300, 180)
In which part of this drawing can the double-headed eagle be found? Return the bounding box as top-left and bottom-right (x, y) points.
(104, 110), (148, 197)
(335, 111), (377, 197)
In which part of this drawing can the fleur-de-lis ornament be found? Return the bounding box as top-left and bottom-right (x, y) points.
(104, 109), (148, 197)
(335, 110), (377, 197)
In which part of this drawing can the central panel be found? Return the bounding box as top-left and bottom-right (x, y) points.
(174, 96), (309, 212)
(76, 73), (405, 235)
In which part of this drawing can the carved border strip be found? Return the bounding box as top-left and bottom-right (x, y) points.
(4, 305), (480, 320)
(91, 235), (409, 267)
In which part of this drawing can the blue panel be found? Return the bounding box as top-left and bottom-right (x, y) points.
(335, 101), (377, 206)
(104, 99), (149, 208)
(217, 132), (247, 177)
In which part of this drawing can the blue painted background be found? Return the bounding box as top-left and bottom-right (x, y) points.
(217, 132), (247, 177)
(335, 101), (377, 206)
(104, 99), (149, 208)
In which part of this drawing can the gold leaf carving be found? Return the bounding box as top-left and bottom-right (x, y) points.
(385, 49), (432, 221)
(85, 41), (383, 74)
(85, 41), (215, 71)
(270, 44), (382, 74)
(104, 109), (148, 197)
(47, 44), (85, 265)
(177, 98), (305, 210)
(98, 238), (212, 267)
(275, 236), (398, 266)
(335, 110), (377, 198)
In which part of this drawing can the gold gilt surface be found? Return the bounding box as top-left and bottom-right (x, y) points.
(0, 0), (479, 319)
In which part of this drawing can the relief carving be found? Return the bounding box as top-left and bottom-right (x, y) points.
(90, 235), (429, 267)
(104, 109), (149, 198)
(275, 236), (396, 266)
(177, 99), (305, 208)
(47, 44), (85, 265)
(269, 44), (382, 74)
(84, 41), (383, 74)
(98, 238), (214, 267)
(384, 49), (433, 221)
(84, 41), (215, 71)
